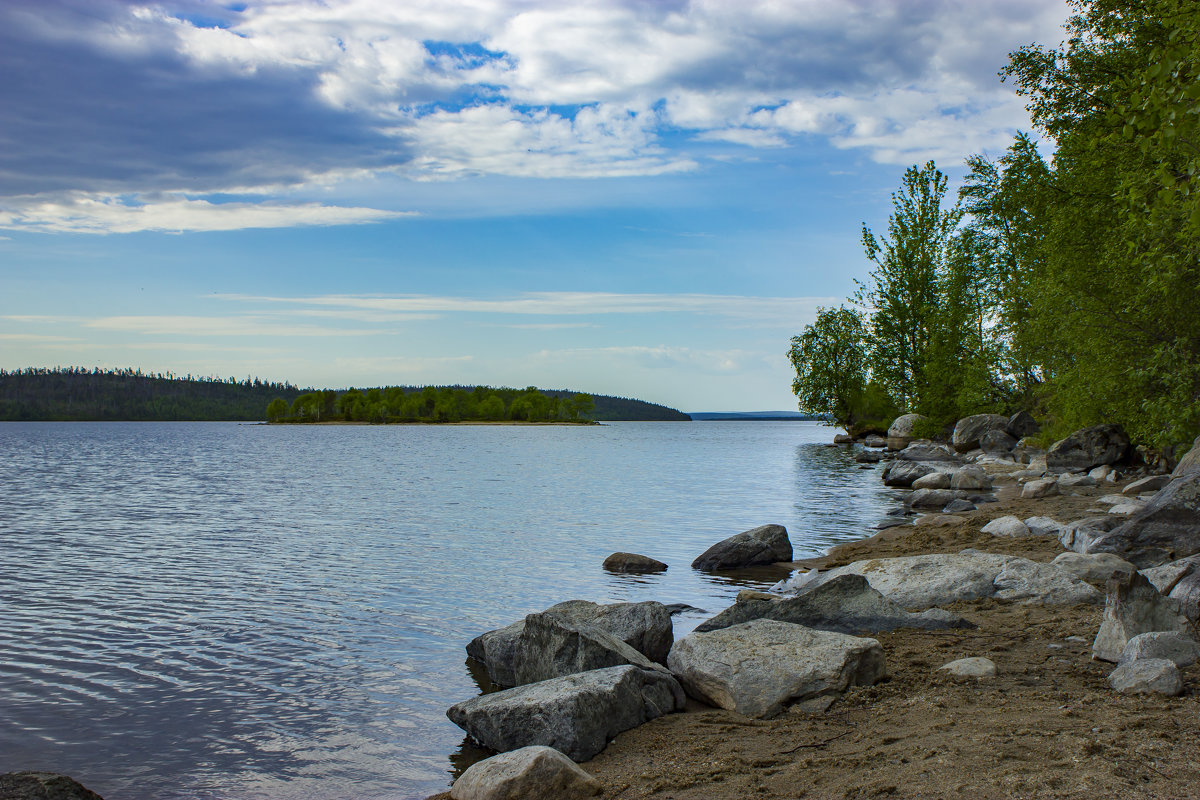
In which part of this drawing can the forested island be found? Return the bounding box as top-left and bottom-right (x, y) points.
(0, 367), (691, 423)
(788, 0), (1199, 459)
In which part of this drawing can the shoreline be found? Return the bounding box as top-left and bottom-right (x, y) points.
(431, 455), (1200, 799)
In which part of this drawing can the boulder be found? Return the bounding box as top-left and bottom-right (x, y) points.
(1024, 517), (1063, 538)
(1168, 569), (1200, 623)
(1108, 502), (1146, 516)
(1046, 424), (1131, 472)
(1021, 478), (1058, 499)
(691, 524), (792, 571)
(1123, 474), (1172, 496)
(667, 620), (886, 719)
(1089, 465), (1113, 481)
(1086, 468), (1200, 567)
(833, 433), (854, 444)
(1092, 571), (1193, 662)
(854, 449), (883, 463)
(943, 498), (977, 513)
(812, 551), (1099, 609)
(906, 488), (968, 509)
(911, 471), (952, 490)
(981, 516), (1030, 537)
(980, 429), (1018, 455)
(1141, 556), (1200, 594)
(952, 414), (1011, 453)
(864, 435), (888, 448)
(1057, 473), (1098, 490)
(1007, 411), (1041, 439)
(602, 552), (667, 573)
(1107, 659), (1183, 696)
(468, 601), (673, 686)
(887, 413), (927, 450)
(992, 559), (1101, 605)
(937, 657), (997, 678)
(695, 574), (973, 635)
(0, 774), (104, 800)
(446, 665), (685, 761)
(450, 746), (601, 800)
(896, 442), (962, 463)
(915, 514), (965, 527)
(881, 460), (937, 488)
(513, 613), (663, 686)
(951, 465), (992, 491)
(1172, 435), (1200, 476)
(1012, 440), (1045, 466)
(1050, 552), (1136, 585)
(1118, 631), (1200, 668)
(1057, 516), (1124, 554)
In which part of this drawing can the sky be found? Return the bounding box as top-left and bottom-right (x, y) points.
(0, 0), (1071, 412)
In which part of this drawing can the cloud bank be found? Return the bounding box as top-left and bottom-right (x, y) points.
(0, 0), (1068, 232)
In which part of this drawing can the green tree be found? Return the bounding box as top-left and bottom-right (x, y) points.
(787, 306), (872, 432)
(857, 161), (964, 410)
(265, 397), (289, 422)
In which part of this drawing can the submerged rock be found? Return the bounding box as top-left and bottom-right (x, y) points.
(447, 664), (685, 761)
(667, 620), (886, 719)
(0, 773), (104, 800)
(691, 524), (792, 571)
(450, 746), (601, 800)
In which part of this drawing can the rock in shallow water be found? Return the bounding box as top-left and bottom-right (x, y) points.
(691, 524), (792, 571)
(667, 620), (886, 719)
(601, 552), (667, 573)
(447, 665), (685, 761)
(450, 746), (601, 800)
(0, 773), (104, 800)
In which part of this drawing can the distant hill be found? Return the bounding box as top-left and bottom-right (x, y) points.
(0, 367), (691, 422)
(689, 411), (828, 421)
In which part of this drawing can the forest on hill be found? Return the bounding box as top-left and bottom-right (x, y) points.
(0, 367), (690, 422)
(789, 0), (1199, 457)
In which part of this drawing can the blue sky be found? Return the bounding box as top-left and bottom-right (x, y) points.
(0, 0), (1069, 411)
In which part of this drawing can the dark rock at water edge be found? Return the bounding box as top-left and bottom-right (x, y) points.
(0, 773), (104, 800)
(694, 574), (974, 635)
(691, 524), (792, 571)
(1046, 424), (1131, 472)
(602, 552), (667, 573)
(449, 746), (601, 800)
(511, 612), (664, 686)
(446, 664), (685, 762)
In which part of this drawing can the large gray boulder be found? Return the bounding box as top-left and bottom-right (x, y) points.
(1107, 659), (1183, 696)
(667, 620), (886, 719)
(467, 600), (673, 686)
(1092, 571), (1193, 662)
(450, 746), (601, 800)
(0, 774), (104, 800)
(1050, 552), (1135, 585)
(981, 516), (1031, 537)
(952, 414), (1011, 453)
(447, 665), (685, 761)
(1086, 467), (1200, 567)
(1007, 411), (1041, 439)
(1021, 478), (1058, 499)
(906, 488), (968, 509)
(1046, 424), (1131, 472)
(1118, 631), (1200, 668)
(1123, 475), (1172, 495)
(911, 471), (952, 490)
(951, 465), (992, 491)
(887, 413), (927, 450)
(980, 429), (1018, 455)
(694, 574), (973, 635)
(513, 613), (663, 686)
(812, 551), (1099, 609)
(1141, 556), (1200, 594)
(692, 524), (792, 571)
(1057, 516), (1124, 555)
(896, 442), (962, 463)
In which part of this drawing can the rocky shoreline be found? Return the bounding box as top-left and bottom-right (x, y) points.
(428, 415), (1200, 800)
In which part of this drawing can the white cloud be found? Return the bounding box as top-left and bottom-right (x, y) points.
(85, 316), (394, 338)
(0, 194), (412, 235)
(534, 345), (755, 373)
(216, 291), (836, 326)
(0, 333), (80, 342)
(2, 0), (1071, 200)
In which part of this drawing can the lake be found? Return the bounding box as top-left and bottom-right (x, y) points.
(0, 420), (895, 799)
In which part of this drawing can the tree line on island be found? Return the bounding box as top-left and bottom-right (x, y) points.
(789, 0), (1199, 458)
(0, 367), (691, 422)
(271, 385), (599, 424)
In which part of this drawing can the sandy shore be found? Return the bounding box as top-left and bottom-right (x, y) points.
(432, 471), (1200, 800)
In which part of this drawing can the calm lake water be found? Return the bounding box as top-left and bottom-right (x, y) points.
(0, 421), (894, 800)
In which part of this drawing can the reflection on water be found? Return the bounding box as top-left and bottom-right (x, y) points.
(0, 421), (894, 800)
